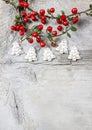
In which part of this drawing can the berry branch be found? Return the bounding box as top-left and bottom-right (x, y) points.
(3, 0), (92, 47)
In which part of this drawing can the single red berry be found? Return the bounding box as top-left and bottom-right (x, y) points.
(27, 13), (32, 18)
(47, 26), (53, 32)
(72, 16), (79, 24)
(57, 25), (63, 31)
(31, 11), (37, 16)
(38, 24), (43, 30)
(62, 20), (69, 26)
(51, 41), (57, 47)
(21, 11), (27, 17)
(36, 37), (41, 43)
(41, 16), (46, 20)
(20, 31), (24, 36)
(41, 19), (46, 24)
(32, 32), (39, 37)
(57, 19), (62, 24)
(52, 31), (57, 36)
(11, 25), (16, 31)
(71, 8), (78, 14)
(23, 17), (28, 23)
(50, 8), (55, 13)
(31, 16), (36, 21)
(23, 2), (29, 8)
(28, 38), (34, 44)
(20, 2), (24, 7)
(41, 15), (46, 20)
(60, 14), (66, 21)
(16, 25), (21, 31)
(20, 26), (25, 31)
(39, 9), (45, 16)
(40, 42), (46, 47)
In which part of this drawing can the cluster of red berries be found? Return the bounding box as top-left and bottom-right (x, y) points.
(28, 24), (46, 47)
(57, 8), (78, 25)
(11, 4), (79, 47)
(22, 11), (37, 23)
(11, 24), (26, 36)
(71, 8), (79, 23)
(39, 7), (55, 24)
(46, 25), (63, 37)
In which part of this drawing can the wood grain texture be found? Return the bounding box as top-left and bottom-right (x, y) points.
(0, 1), (92, 130)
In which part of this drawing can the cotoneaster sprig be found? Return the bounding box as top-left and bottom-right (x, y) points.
(3, 0), (92, 47)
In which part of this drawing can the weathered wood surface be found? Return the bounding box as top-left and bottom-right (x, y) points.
(0, 50), (92, 66)
(0, 0), (92, 130)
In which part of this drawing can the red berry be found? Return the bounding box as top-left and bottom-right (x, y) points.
(23, 2), (29, 8)
(31, 11), (37, 16)
(21, 11), (27, 17)
(47, 26), (53, 32)
(39, 9), (45, 16)
(71, 8), (78, 14)
(36, 37), (41, 43)
(57, 25), (63, 31)
(20, 2), (24, 6)
(20, 26), (25, 31)
(40, 42), (46, 47)
(41, 19), (46, 24)
(16, 25), (21, 31)
(28, 38), (34, 43)
(20, 2), (29, 8)
(52, 31), (57, 36)
(27, 13), (32, 18)
(50, 8), (55, 13)
(18, 0), (23, 2)
(72, 16), (79, 24)
(31, 16), (36, 21)
(41, 15), (46, 20)
(23, 17), (28, 23)
(20, 31), (24, 36)
(38, 24), (43, 30)
(57, 19), (62, 24)
(32, 32), (39, 37)
(62, 20), (69, 26)
(60, 14), (66, 21)
(11, 25), (16, 31)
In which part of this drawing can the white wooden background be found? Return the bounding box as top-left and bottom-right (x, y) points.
(0, 0), (92, 130)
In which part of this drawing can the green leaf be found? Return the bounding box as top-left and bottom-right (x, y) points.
(56, 14), (61, 20)
(37, 13), (41, 18)
(90, 11), (92, 14)
(54, 38), (59, 42)
(89, 11), (92, 16)
(68, 17), (72, 21)
(47, 9), (51, 14)
(15, 15), (20, 20)
(71, 26), (77, 31)
(67, 32), (71, 38)
(89, 4), (92, 9)
(61, 10), (65, 14)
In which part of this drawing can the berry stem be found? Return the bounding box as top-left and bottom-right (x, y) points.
(27, 7), (92, 19)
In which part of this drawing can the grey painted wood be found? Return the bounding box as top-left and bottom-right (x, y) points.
(0, 0), (92, 130)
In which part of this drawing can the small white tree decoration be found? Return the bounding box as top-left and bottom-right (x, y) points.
(11, 41), (23, 56)
(43, 47), (55, 61)
(25, 47), (37, 62)
(56, 39), (68, 54)
(68, 46), (81, 61)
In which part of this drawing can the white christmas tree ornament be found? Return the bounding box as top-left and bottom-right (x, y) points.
(43, 47), (55, 61)
(11, 41), (23, 56)
(25, 47), (37, 62)
(68, 46), (81, 61)
(56, 39), (68, 54)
